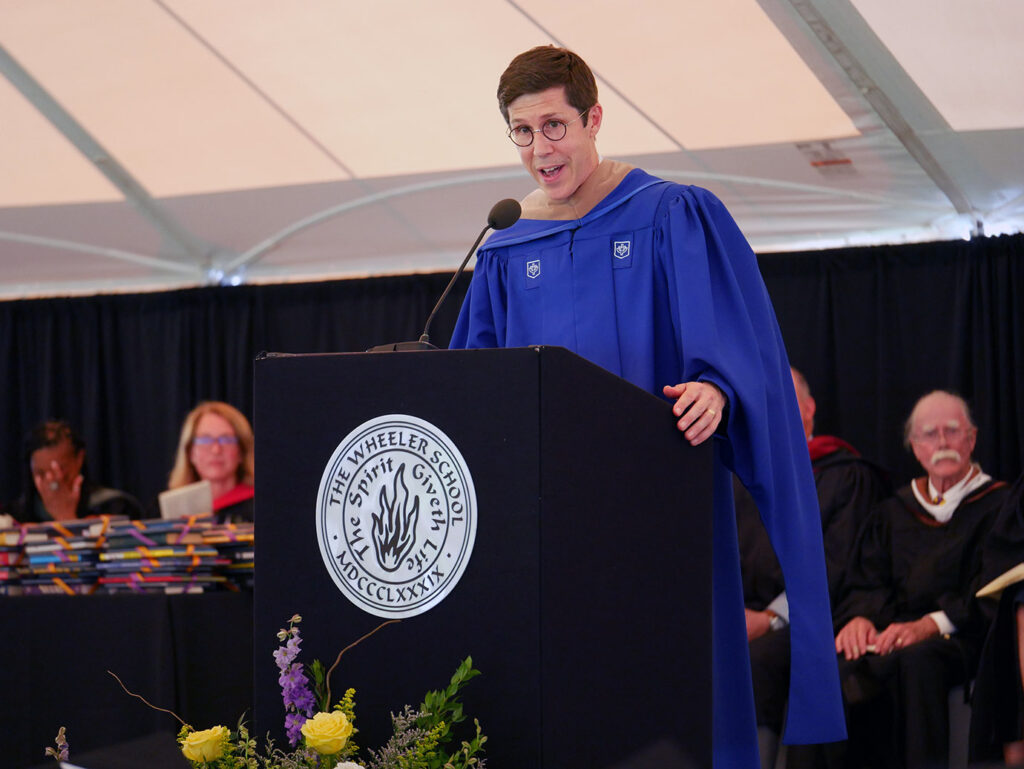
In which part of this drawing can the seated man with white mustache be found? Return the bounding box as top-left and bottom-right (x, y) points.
(788, 390), (1010, 769)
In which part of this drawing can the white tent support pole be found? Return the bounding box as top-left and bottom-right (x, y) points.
(785, 0), (975, 218)
(221, 170), (526, 275)
(986, 190), (1024, 220)
(651, 170), (950, 211)
(0, 231), (201, 276)
(0, 43), (218, 270)
(224, 166), (949, 277)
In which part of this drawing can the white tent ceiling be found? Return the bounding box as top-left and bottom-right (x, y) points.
(1, 0), (1022, 299)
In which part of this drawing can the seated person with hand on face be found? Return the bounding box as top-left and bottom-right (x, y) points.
(9, 419), (143, 523)
(168, 401), (254, 524)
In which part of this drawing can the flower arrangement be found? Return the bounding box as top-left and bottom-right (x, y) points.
(47, 614), (487, 769)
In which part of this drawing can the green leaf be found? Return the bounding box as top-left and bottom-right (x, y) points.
(309, 658), (329, 713)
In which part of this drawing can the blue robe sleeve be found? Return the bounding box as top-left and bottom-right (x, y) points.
(450, 246), (507, 349)
(656, 186), (847, 746)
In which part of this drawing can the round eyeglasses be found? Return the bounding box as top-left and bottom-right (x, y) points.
(507, 110), (588, 147)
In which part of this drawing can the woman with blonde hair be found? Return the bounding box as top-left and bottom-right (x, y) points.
(169, 401), (254, 522)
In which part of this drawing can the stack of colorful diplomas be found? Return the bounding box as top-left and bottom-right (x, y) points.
(0, 515), (255, 595)
(97, 516), (222, 593)
(3, 517), (126, 595)
(200, 521), (254, 590)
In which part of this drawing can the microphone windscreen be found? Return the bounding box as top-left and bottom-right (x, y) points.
(487, 198), (522, 230)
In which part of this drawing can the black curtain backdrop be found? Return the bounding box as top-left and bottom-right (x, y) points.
(0, 271), (469, 512)
(1, 233), (1022, 511)
(760, 233), (1023, 486)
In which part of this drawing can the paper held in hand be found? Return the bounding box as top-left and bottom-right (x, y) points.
(976, 562), (1024, 599)
(158, 480), (213, 520)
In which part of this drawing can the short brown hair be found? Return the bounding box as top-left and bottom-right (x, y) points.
(497, 46), (598, 126)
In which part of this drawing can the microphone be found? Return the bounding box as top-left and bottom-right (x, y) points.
(484, 197), (524, 231)
(368, 198), (522, 352)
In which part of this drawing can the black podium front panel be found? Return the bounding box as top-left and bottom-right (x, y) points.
(254, 347), (711, 769)
(537, 347), (712, 768)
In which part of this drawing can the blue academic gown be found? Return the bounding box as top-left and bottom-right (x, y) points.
(450, 169), (846, 767)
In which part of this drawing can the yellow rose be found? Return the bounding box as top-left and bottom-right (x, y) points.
(301, 711), (353, 755)
(181, 725), (230, 762)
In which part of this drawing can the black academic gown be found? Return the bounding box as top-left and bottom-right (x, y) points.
(969, 471), (1024, 761)
(9, 483), (144, 524)
(827, 479), (1009, 769)
(743, 441), (891, 734)
(834, 480), (1007, 633)
(738, 441), (891, 611)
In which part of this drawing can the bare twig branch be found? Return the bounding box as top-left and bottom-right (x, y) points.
(107, 670), (189, 727)
(325, 620), (400, 706)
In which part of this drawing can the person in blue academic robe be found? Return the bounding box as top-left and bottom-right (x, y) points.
(449, 45), (846, 767)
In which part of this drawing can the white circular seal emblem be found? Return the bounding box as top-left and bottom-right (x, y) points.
(315, 414), (477, 618)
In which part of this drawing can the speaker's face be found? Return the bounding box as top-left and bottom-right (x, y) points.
(506, 86), (602, 204)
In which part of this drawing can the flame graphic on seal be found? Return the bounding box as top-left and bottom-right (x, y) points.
(371, 463), (419, 572)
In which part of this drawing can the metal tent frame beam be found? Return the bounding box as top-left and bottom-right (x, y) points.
(0, 42), (222, 277)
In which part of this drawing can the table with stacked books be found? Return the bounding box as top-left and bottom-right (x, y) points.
(0, 515), (254, 769)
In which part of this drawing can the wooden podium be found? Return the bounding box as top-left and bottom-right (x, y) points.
(254, 346), (713, 769)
